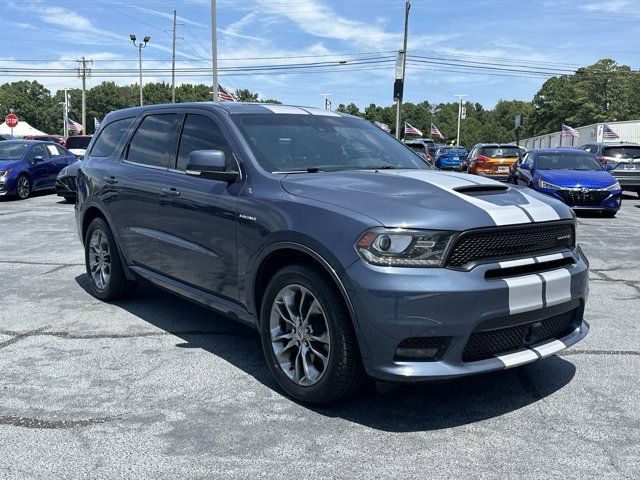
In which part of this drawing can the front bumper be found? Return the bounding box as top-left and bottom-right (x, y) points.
(344, 248), (589, 383)
(55, 177), (77, 198)
(539, 187), (621, 211)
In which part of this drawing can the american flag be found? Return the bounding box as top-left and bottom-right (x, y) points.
(67, 118), (83, 133)
(94, 117), (101, 130)
(217, 84), (236, 102)
(603, 124), (619, 139)
(430, 123), (444, 139)
(404, 122), (423, 137)
(373, 121), (391, 133)
(561, 124), (580, 137)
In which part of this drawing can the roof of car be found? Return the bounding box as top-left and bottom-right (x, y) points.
(531, 148), (591, 155)
(593, 142), (640, 146)
(105, 102), (352, 122)
(2, 140), (59, 145)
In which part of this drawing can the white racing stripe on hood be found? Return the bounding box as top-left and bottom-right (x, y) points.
(518, 190), (562, 222)
(262, 105), (310, 115)
(393, 171), (531, 225)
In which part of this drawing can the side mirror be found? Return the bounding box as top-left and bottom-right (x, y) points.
(185, 149), (239, 182)
(521, 162), (531, 170)
(33, 155), (44, 163)
(603, 163), (613, 171)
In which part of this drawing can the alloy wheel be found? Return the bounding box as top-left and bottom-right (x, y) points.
(270, 284), (331, 386)
(88, 229), (111, 290)
(17, 177), (30, 199)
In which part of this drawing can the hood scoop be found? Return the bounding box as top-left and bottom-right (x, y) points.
(453, 184), (510, 196)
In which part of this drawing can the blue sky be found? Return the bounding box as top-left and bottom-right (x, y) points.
(1, 0), (639, 109)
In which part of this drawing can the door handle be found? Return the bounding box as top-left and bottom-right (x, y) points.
(161, 187), (181, 197)
(103, 176), (118, 184)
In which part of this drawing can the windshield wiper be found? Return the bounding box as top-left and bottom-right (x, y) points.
(275, 166), (322, 174)
(367, 165), (397, 170)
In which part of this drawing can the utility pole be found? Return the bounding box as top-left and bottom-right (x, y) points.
(62, 90), (69, 138)
(76, 56), (92, 132)
(164, 12), (184, 103)
(455, 94), (467, 146)
(394, 0), (411, 139)
(211, 0), (219, 101)
(130, 34), (150, 106)
(170, 11), (179, 102)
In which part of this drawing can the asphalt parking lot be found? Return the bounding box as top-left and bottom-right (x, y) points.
(1, 192), (639, 479)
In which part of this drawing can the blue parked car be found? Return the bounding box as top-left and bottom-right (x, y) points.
(434, 146), (468, 170)
(0, 141), (77, 200)
(510, 148), (622, 216)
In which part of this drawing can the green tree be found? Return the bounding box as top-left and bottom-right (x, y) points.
(0, 81), (56, 133)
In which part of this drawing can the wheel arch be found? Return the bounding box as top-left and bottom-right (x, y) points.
(250, 242), (365, 355)
(80, 203), (137, 282)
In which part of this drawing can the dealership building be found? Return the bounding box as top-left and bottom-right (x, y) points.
(522, 120), (640, 149)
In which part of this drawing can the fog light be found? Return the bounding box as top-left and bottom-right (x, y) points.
(394, 337), (451, 362)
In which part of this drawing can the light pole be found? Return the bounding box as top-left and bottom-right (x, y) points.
(394, 0), (411, 139)
(454, 94), (467, 146)
(130, 34), (150, 106)
(211, 0), (218, 101)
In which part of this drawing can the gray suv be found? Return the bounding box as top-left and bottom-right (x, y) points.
(580, 142), (640, 196)
(75, 102), (589, 404)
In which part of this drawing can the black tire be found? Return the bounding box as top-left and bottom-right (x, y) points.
(260, 264), (366, 404)
(16, 175), (31, 200)
(63, 195), (76, 203)
(84, 217), (138, 300)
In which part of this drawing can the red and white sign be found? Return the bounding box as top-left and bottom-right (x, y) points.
(5, 114), (19, 129)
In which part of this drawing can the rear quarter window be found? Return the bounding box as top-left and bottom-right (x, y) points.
(89, 117), (135, 157)
(603, 146), (640, 159)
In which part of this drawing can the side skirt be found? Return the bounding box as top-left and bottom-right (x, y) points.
(130, 265), (257, 329)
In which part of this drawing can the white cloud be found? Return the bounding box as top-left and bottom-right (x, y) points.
(41, 6), (92, 31)
(583, 0), (630, 13)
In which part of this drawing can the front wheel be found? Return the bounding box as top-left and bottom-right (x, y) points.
(85, 217), (138, 300)
(260, 264), (366, 404)
(16, 175), (31, 200)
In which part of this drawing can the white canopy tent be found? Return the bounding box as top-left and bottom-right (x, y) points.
(0, 121), (48, 137)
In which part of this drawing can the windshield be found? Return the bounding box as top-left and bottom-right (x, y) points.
(405, 143), (425, 153)
(66, 136), (91, 149)
(438, 147), (467, 154)
(536, 153), (603, 171)
(479, 146), (521, 158)
(233, 114), (431, 172)
(603, 146), (640, 159)
(0, 142), (28, 160)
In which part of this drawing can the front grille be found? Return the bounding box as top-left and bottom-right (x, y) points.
(462, 309), (577, 362)
(557, 189), (610, 207)
(447, 221), (574, 268)
(60, 177), (77, 192)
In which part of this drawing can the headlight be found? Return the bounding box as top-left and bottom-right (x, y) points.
(59, 166), (69, 176)
(538, 179), (562, 190)
(606, 181), (621, 191)
(356, 228), (456, 267)
(0, 168), (10, 177)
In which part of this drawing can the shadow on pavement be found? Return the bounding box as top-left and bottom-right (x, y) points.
(75, 273), (577, 433)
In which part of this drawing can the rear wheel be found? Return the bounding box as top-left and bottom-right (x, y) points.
(260, 264), (366, 404)
(84, 217), (138, 300)
(16, 175), (31, 200)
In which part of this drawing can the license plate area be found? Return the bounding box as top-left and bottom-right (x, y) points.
(497, 166), (509, 173)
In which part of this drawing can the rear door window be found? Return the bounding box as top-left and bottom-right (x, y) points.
(176, 114), (233, 171)
(90, 117), (135, 157)
(127, 114), (178, 168)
